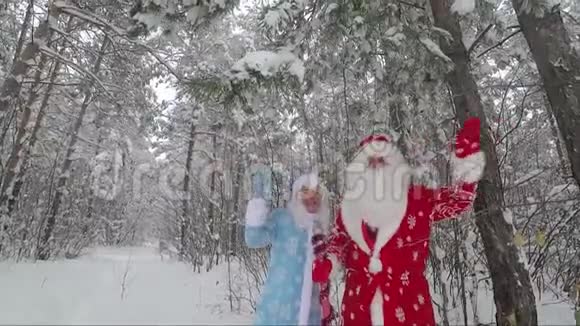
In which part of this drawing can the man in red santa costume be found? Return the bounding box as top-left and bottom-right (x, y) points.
(312, 117), (485, 325)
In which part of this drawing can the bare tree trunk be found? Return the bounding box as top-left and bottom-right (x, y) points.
(0, 3), (60, 117)
(452, 221), (469, 326)
(8, 62), (66, 214)
(429, 0), (538, 324)
(0, 53), (49, 248)
(230, 156), (243, 255)
(463, 242), (481, 324)
(510, 0), (580, 187)
(0, 0), (44, 153)
(430, 245), (451, 326)
(389, 96), (408, 153)
(1, 50), (50, 205)
(3, 16), (74, 217)
(179, 108), (197, 261)
(0, 21), (63, 253)
(544, 94), (569, 175)
(37, 37), (109, 260)
(85, 112), (102, 223)
(342, 68), (352, 157)
(83, 108), (107, 241)
(5, 17), (71, 254)
(11, 0), (35, 66)
(0, 110), (17, 153)
(207, 128), (218, 269)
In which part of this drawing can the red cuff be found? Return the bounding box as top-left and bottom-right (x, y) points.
(313, 258), (332, 283)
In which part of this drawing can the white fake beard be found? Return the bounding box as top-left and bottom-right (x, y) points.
(342, 158), (411, 230)
(289, 200), (330, 233)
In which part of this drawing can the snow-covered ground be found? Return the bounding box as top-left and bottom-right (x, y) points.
(0, 246), (252, 325)
(434, 282), (577, 325)
(0, 246), (576, 325)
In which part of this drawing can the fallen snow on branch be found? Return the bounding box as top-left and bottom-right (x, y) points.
(228, 49), (305, 82)
(419, 36), (452, 62)
(451, 0), (475, 14)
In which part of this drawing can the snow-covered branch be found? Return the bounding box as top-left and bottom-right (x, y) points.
(227, 49), (305, 82)
(53, 2), (126, 36)
(51, 5), (185, 82)
(192, 131), (245, 148)
(38, 45), (113, 98)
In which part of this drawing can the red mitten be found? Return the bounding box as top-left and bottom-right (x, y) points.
(452, 117), (486, 183)
(455, 117), (481, 158)
(313, 258), (332, 283)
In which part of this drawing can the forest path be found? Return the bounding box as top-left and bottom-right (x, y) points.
(0, 245), (575, 325)
(0, 246), (252, 325)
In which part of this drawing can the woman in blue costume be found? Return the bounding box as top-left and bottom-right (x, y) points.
(245, 173), (331, 325)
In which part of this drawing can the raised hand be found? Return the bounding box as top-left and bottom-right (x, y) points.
(452, 117), (485, 184)
(455, 117), (481, 158)
(251, 163), (272, 201)
(245, 197), (269, 227)
(251, 165), (265, 198)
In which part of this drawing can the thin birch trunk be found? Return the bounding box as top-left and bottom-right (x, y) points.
(1, 15), (74, 212)
(206, 127), (218, 269)
(37, 36), (109, 260)
(0, 48), (50, 254)
(0, 17), (74, 249)
(11, 0), (35, 67)
(0, 2), (60, 117)
(0, 53), (47, 199)
(179, 107), (197, 261)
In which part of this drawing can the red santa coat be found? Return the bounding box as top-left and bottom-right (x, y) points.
(325, 182), (478, 325)
(312, 117), (484, 325)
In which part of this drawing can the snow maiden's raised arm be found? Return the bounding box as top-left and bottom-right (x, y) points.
(429, 117), (486, 223)
(245, 164), (276, 248)
(244, 197), (276, 248)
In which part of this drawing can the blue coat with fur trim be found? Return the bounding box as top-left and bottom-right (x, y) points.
(245, 206), (322, 325)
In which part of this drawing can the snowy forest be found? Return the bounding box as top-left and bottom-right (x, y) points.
(0, 0), (579, 324)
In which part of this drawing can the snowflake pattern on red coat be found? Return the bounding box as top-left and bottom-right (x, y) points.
(324, 182), (478, 326)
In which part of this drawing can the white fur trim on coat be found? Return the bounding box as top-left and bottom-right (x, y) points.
(370, 289), (384, 325)
(297, 221), (314, 325)
(451, 151), (485, 184)
(245, 198), (270, 227)
(340, 212), (371, 254)
(369, 256), (383, 274)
